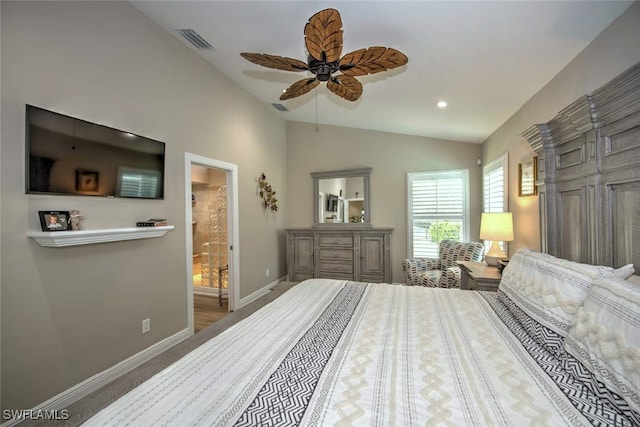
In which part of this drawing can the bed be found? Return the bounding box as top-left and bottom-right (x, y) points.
(85, 249), (639, 426)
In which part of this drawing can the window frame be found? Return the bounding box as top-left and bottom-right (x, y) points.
(482, 153), (509, 252)
(406, 169), (470, 259)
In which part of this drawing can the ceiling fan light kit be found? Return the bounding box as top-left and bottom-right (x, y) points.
(241, 8), (408, 102)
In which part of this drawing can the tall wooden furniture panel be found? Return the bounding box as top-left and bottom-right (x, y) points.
(360, 234), (386, 282)
(287, 228), (392, 283)
(599, 109), (640, 269)
(521, 61), (640, 273)
(290, 232), (315, 281)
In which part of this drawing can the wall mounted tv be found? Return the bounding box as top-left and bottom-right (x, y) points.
(26, 105), (165, 199)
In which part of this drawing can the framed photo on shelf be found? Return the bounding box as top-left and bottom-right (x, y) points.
(518, 156), (538, 197)
(38, 211), (71, 232)
(76, 169), (99, 192)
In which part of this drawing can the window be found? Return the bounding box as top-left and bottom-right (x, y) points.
(117, 167), (162, 199)
(482, 154), (508, 251)
(407, 170), (469, 258)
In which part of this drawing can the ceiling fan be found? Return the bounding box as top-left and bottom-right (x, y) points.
(241, 8), (408, 102)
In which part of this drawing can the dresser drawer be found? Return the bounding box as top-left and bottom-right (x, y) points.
(319, 248), (353, 261)
(319, 235), (354, 247)
(320, 261), (354, 274)
(319, 272), (355, 281)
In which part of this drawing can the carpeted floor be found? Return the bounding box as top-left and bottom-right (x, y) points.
(18, 281), (298, 426)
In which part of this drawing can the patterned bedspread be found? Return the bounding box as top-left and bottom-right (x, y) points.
(85, 279), (610, 426)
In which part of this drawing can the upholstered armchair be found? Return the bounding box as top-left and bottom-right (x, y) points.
(402, 240), (485, 288)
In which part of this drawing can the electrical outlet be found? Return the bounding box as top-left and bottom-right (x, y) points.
(142, 318), (150, 334)
(266, 268), (270, 277)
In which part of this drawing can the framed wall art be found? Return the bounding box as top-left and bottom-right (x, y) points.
(38, 211), (71, 232)
(76, 169), (99, 192)
(518, 156), (538, 197)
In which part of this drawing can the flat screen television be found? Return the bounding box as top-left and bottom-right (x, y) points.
(25, 105), (165, 199)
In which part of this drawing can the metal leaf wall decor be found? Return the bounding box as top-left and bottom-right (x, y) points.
(258, 173), (278, 211)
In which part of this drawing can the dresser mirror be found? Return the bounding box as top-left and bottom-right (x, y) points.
(311, 168), (371, 227)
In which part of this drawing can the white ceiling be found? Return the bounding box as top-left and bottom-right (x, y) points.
(130, 1), (632, 144)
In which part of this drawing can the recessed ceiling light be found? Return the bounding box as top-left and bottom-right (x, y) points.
(436, 100), (448, 109)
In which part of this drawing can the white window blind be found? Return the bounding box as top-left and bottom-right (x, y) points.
(482, 154), (508, 251)
(117, 167), (162, 199)
(407, 170), (469, 258)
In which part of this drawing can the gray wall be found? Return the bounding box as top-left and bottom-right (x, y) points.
(286, 122), (483, 283)
(482, 2), (640, 255)
(1, 1), (287, 410)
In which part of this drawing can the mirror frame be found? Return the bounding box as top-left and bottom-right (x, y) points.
(311, 167), (372, 227)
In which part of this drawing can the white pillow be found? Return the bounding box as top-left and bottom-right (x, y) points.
(498, 249), (595, 356)
(612, 264), (635, 279)
(627, 274), (640, 286)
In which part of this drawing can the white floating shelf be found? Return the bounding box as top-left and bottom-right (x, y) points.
(26, 226), (174, 247)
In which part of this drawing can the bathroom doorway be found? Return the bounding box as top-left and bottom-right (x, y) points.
(184, 153), (239, 334)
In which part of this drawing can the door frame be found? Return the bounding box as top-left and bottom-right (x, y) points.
(184, 153), (240, 334)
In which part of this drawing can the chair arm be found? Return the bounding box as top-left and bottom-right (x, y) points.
(402, 258), (440, 285)
(440, 266), (462, 288)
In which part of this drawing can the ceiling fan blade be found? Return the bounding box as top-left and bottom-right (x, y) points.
(280, 78), (320, 100)
(339, 47), (408, 76)
(241, 53), (309, 72)
(304, 8), (343, 63)
(327, 75), (363, 102)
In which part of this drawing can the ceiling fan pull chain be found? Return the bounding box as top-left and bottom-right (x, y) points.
(315, 88), (319, 132)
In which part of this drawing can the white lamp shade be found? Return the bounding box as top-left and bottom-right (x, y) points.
(480, 212), (514, 241)
(480, 213), (514, 266)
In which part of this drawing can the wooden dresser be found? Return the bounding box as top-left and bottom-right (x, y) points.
(286, 227), (392, 283)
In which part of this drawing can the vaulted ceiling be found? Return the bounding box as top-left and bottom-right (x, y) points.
(130, 1), (632, 143)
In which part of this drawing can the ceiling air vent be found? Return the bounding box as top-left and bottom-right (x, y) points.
(177, 29), (214, 50)
(271, 103), (288, 112)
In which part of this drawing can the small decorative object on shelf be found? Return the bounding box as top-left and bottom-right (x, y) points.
(38, 211), (71, 232)
(136, 218), (168, 227)
(69, 210), (85, 230)
(257, 173), (278, 211)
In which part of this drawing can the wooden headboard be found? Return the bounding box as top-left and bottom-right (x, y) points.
(521, 62), (640, 274)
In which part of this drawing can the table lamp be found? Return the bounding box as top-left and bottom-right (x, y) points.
(479, 212), (514, 266)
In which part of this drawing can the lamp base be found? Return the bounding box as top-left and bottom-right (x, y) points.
(484, 255), (507, 267)
(484, 241), (507, 266)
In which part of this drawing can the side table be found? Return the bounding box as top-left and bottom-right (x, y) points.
(457, 261), (501, 291)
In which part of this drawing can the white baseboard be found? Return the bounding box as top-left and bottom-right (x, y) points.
(1, 328), (191, 427)
(238, 275), (287, 308)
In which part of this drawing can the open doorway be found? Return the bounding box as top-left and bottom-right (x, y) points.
(192, 165), (228, 332)
(184, 153), (239, 335)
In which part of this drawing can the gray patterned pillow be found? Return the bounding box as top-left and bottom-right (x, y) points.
(565, 276), (640, 414)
